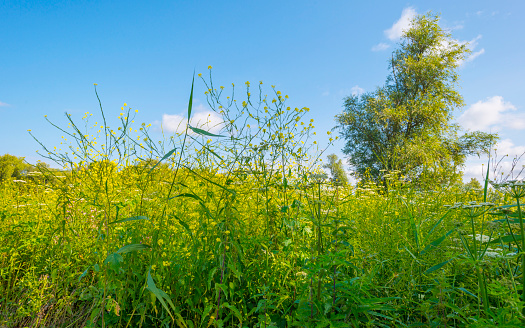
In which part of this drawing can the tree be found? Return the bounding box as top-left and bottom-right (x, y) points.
(335, 12), (497, 187)
(0, 154), (29, 181)
(323, 154), (349, 185)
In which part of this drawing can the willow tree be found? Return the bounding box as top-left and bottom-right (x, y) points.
(335, 12), (497, 187)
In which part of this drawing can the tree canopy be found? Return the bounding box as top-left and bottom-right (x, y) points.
(0, 154), (30, 181)
(335, 12), (497, 186)
(323, 154), (349, 186)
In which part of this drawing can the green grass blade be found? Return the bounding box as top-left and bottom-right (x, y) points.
(201, 144), (224, 161)
(403, 246), (420, 264)
(168, 193), (204, 202)
(483, 155), (490, 202)
(424, 258), (453, 275)
(188, 125), (226, 138)
(188, 72), (194, 120)
(173, 215), (193, 239)
(146, 268), (176, 320)
(183, 165), (236, 196)
(456, 287), (478, 299)
(148, 147), (177, 175)
(489, 234), (522, 244)
(422, 209), (451, 245)
(116, 243), (151, 254)
(420, 229), (454, 255)
(458, 233), (475, 260)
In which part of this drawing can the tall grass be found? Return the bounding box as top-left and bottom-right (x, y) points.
(1, 72), (524, 327)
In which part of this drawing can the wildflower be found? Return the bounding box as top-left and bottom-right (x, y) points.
(208, 66), (212, 69)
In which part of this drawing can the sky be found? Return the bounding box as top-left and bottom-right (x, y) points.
(1, 0), (524, 183)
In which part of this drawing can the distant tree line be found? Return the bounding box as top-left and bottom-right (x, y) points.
(0, 154), (50, 182)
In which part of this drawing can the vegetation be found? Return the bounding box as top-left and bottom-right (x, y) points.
(0, 70), (523, 328)
(0, 13), (523, 328)
(323, 154), (349, 186)
(335, 13), (497, 186)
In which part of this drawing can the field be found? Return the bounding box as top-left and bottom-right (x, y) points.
(1, 79), (524, 327)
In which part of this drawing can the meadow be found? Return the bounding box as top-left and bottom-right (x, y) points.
(1, 74), (524, 327)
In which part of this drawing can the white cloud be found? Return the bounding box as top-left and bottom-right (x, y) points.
(494, 139), (525, 158)
(159, 104), (224, 134)
(458, 34), (485, 65)
(371, 43), (390, 51)
(350, 85), (365, 96)
(463, 139), (525, 182)
(321, 91), (330, 96)
(0, 101), (10, 107)
(467, 48), (485, 62)
(458, 96), (524, 132)
(385, 7), (417, 41)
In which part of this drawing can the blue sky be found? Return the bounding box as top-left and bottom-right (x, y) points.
(1, 0), (524, 182)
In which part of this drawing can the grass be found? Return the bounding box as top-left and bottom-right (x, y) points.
(1, 72), (524, 327)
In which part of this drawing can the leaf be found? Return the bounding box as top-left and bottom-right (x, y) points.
(202, 144), (224, 161)
(146, 269), (177, 320)
(424, 258), (453, 275)
(207, 267), (218, 290)
(420, 229), (454, 255)
(109, 215), (150, 225)
(490, 234), (522, 244)
(403, 246), (421, 264)
(188, 125), (226, 138)
(183, 165), (236, 196)
(483, 155), (490, 203)
(173, 215), (193, 239)
(169, 193), (204, 202)
(116, 243), (151, 254)
(200, 304), (213, 325)
(222, 302), (242, 321)
(188, 73), (194, 120)
(456, 287), (478, 299)
(148, 147), (177, 175)
(422, 209), (451, 245)
(79, 266), (91, 282)
(458, 233), (475, 260)
(104, 253), (123, 271)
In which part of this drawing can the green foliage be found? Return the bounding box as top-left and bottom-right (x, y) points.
(335, 12), (497, 186)
(323, 154), (349, 185)
(0, 154), (28, 181)
(1, 71), (521, 327)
